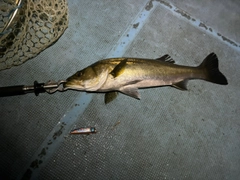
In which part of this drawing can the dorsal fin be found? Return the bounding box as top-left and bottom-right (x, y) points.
(155, 54), (175, 63)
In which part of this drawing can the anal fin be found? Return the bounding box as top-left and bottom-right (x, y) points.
(119, 86), (140, 99)
(172, 80), (188, 90)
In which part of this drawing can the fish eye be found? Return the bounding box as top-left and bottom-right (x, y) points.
(77, 71), (83, 77)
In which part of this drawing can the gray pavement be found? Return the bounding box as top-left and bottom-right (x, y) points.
(0, 0), (239, 179)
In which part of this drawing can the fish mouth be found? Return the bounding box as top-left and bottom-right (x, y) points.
(63, 79), (82, 90)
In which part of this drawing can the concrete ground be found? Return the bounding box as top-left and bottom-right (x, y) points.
(0, 0), (239, 179)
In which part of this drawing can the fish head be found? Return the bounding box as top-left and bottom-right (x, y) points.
(64, 66), (107, 91)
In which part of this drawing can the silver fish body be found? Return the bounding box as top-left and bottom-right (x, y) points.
(64, 53), (228, 103)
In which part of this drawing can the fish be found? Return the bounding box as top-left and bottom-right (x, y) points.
(64, 53), (228, 103)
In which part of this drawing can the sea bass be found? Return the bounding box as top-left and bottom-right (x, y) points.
(64, 53), (228, 103)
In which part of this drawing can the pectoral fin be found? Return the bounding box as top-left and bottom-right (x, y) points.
(110, 59), (128, 78)
(105, 91), (118, 104)
(119, 86), (140, 99)
(172, 81), (188, 90)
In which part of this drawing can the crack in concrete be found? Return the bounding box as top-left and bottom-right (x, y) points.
(145, 0), (154, 11)
(199, 22), (208, 30)
(133, 22), (140, 29)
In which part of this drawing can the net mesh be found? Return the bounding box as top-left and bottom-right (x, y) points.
(0, 0), (68, 70)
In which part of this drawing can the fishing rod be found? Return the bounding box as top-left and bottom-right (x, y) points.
(0, 80), (67, 97)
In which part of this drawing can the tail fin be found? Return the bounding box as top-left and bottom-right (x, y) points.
(199, 53), (228, 85)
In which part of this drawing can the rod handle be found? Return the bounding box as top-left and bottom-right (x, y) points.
(0, 85), (25, 97)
